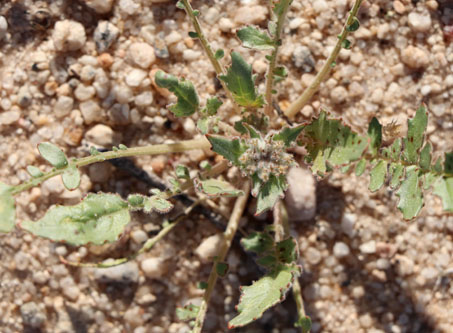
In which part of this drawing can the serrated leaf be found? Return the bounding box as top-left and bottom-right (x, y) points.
(276, 238), (298, 264)
(355, 159), (366, 176)
(214, 49), (224, 60)
(155, 71), (199, 117)
(273, 125), (304, 147)
(383, 138), (402, 161)
(389, 163), (404, 189)
(369, 160), (387, 192)
(424, 172), (440, 190)
(62, 165), (81, 190)
(228, 264), (299, 329)
(21, 193), (130, 246)
(206, 135), (248, 165)
(243, 123), (261, 139)
(194, 178), (244, 197)
(27, 165), (44, 178)
(0, 182), (15, 233)
(205, 97), (222, 116)
(219, 52), (264, 108)
(255, 174), (287, 215)
(396, 166), (423, 219)
(237, 26), (275, 50)
(175, 165), (190, 180)
(144, 195), (173, 214)
(241, 231), (275, 254)
(433, 177), (453, 212)
(402, 105), (428, 164)
(176, 304), (199, 321)
(38, 142), (68, 169)
(367, 117), (382, 156)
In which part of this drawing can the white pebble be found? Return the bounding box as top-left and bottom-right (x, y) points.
(285, 167), (316, 221)
(313, 0), (328, 13)
(333, 242), (350, 258)
(130, 229), (148, 244)
(195, 234), (225, 263)
(0, 16), (8, 40)
(119, 0), (140, 15)
(54, 96), (74, 118)
(128, 43), (156, 69)
(135, 91), (153, 107)
(141, 257), (167, 279)
(85, 124), (114, 146)
(94, 21), (119, 52)
(14, 251), (29, 271)
(219, 18), (234, 32)
(80, 100), (102, 124)
(0, 110), (20, 125)
(84, 0), (114, 13)
(306, 247), (322, 265)
(408, 12), (432, 33)
(52, 20), (86, 52)
(126, 69), (148, 87)
(74, 84), (96, 101)
(359, 240), (376, 254)
(330, 86), (348, 104)
(401, 46), (429, 69)
(114, 84), (133, 104)
(341, 213), (356, 237)
(183, 49), (202, 62)
(234, 5), (268, 25)
(183, 118), (196, 135)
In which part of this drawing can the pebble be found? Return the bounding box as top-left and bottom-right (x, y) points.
(84, 0), (114, 14)
(393, 1), (406, 14)
(18, 86), (32, 107)
(124, 306), (145, 327)
(52, 20), (87, 52)
(313, 0), (328, 13)
(20, 302), (46, 328)
(85, 124), (114, 146)
(141, 257), (167, 279)
(401, 46), (429, 69)
(292, 46), (315, 72)
(54, 96), (74, 118)
(130, 229), (148, 244)
(94, 262), (139, 284)
(14, 251), (29, 271)
(74, 84), (96, 101)
(60, 277), (80, 301)
(330, 86), (348, 104)
(306, 247), (322, 265)
(80, 100), (103, 124)
(285, 167), (316, 221)
(0, 110), (20, 125)
(119, 0), (140, 15)
(408, 12), (432, 33)
(219, 18), (234, 32)
(128, 42), (156, 69)
(183, 49), (202, 62)
(0, 15), (7, 40)
(94, 21), (119, 52)
(234, 5), (268, 25)
(333, 242), (350, 258)
(341, 213), (356, 238)
(80, 65), (96, 82)
(134, 91), (153, 107)
(360, 240), (376, 254)
(126, 69), (148, 87)
(195, 233), (225, 263)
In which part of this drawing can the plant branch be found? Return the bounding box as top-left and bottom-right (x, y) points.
(192, 180), (250, 333)
(284, 0), (363, 119)
(11, 137), (211, 196)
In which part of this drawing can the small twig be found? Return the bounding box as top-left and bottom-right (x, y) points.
(284, 0), (363, 119)
(192, 181), (251, 333)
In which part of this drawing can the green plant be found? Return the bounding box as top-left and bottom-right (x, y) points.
(1, 0), (452, 332)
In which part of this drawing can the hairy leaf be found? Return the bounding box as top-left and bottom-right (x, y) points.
(176, 304), (199, 321)
(396, 166), (423, 219)
(237, 26), (275, 50)
(273, 125), (304, 147)
(62, 165), (81, 190)
(0, 182), (15, 233)
(206, 135), (248, 165)
(402, 105), (428, 164)
(38, 142), (68, 169)
(255, 174), (287, 215)
(241, 232), (275, 254)
(419, 143), (432, 170)
(144, 195), (173, 214)
(205, 97), (222, 116)
(21, 194), (130, 246)
(175, 165), (190, 180)
(194, 178), (244, 197)
(219, 52), (264, 108)
(369, 160), (387, 192)
(433, 177), (453, 212)
(355, 159), (366, 176)
(155, 71), (199, 117)
(27, 166), (44, 178)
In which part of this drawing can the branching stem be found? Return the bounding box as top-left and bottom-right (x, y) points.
(284, 0), (363, 119)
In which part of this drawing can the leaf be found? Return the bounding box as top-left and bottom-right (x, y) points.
(216, 262), (229, 277)
(144, 195), (173, 214)
(38, 142), (68, 169)
(444, 152), (453, 174)
(228, 264), (299, 329)
(237, 26), (275, 50)
(188, 31), (199, 38)
(419, 143), (432, 170)
(205, 97), (222, 116)
(219, 52), (264, 108)
(243, 123), (261, 139)
(295, 316), (312, 332)
(176, 304), (200, 321)
(272, 0), (292, 16)
(273, 65), (288, 84)
(62, 165), (81, 190)
(341, 38), (352, 49)
(276, 238), (298, 264)
(402, 105), (428, 164)
(255, 174), (287, 215)
(369, 160), (387, 192)
(21, 193), (130, 246)
(175, 165), (190, 180)
(367, 117), (382, 156)
(194, 178), (244, 197)
(389, 163), (404, 189)
(273, 125), (304, 147)
(396, 166), (423, 220)
(214, 49), (224, 60)
(0, 182), (15, 233)
(433, 177), (453, 212)
(241, 232), (275, 254)
(27, 166), (44, 178)
(155, 71), (199, 117)
(197, 117), (209, 134)
(206, 135), (248, 165)
(355, 159), (366, 176)
(347, 17), (360, 32)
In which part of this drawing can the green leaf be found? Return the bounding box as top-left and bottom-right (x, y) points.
(127, 194), (145, 207)
(295, 316), (312, 332)
(402, 105), (428, 164)
(341, 38), (352, 49)
(206, 135), (248, 165)
(433, 177), (453, 212)
(21, 193), (130, 246)
(389, 163), (404, 189)
(228, 264), (299, 329)
(419, 143), (432, 170)
(355, 159), (366, 176)
(197, 281), (208, 289)
(175, 165), (190, 180)
(276, 238), (298, 264)
(194, 178), (244, 197)
(188, 31), (199, 38)
(205, 97), (222, 116)
(237, 26), (275, 50)
(0, 182), (15, 233)
(214, 49), (225, 60)
(273, 65), (288, 84)
(176, 304), (199, 321)
(367, 117), (382, 156)
(27, 165), (44, 178)
(38, 142), (68, 169)
(347, 17), (360, 32)
(396, 166), (423, 220)
(219, 52), (264, 108)
(241, 231), (275, 254)
(176, 1), (184, 9)
(444, 152), (453, 174)
(369, 160), (387, 192)
(144, 195), (173, 214)
(255, 174), (287, 215)
(155, 71), (199, 117)
(61, 165), (81, 190)
(273, 125), (304, 147)
(216, 262), (229, 277)
(273, 0), (292, 16)
(243, 123), (261, 139)
(382, 138), (401, 161)
(197, 117), (209, 134)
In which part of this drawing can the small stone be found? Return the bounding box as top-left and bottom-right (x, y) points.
(360, 240), (376, 254)
(60, 277), (80, 301)
(330, 86), (348, 104)
(74, 84), (96, 101)
(393, 1), (406, 14)
(84, 0), (114, 13)
(52, 20), (86, 52)
(128, 42), (156, 69)
(351, 285), (365, 299)
(183, 118), (196, 135)
(20, 302), (46, 328)
(94, 21), (119, 52)
(141, 257), (167, 279)
(98, 53), (114, 68)
(234, 5), (268, 25)
(130, 229), (148, 244)
(114, 84), (133, 104)
(0, 16), (7, 40)
(124, 306), (145, 327)
(359, 314), (373, 328)
(14, 251), (29, 271)
(119, 0), (140, 15)
(219, 18), (234, 32)
(183, 49), (202, 62)
(195, 234), (225, 263)
(285, 167), (316, 221)
(85, 124), (114, 146)
(306, 247), (322, 265)
(408, 12), (432, 33)
(401, 46), (429, 69)
(313, 0), (328, 13)
(80, 65), (96, 82)
(376, 258), (390, 270)
(0, 110), (20, 125)
(135, 91), (153, 107)
(333, 242), (350, 258)
(80, 100), (103, 124)
(54, 96), (74, 118)
(341, 213), (356, 237)
(94, 262), (139, 284)
(18, 86), (32, 107)
(421, 267), (438, 284)
(292, 46), (315, 72)
(33, 271), (50, 284)
(126, 69), (148, 87)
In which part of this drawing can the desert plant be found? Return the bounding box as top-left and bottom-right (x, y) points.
(0, 0), (452, 332)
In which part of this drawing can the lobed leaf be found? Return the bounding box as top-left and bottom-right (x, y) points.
(237, 26), (275, 50)
(194, 178), (244, 198)
(255, 174), (287, 215)
(369, 160), (387, 192)
(144, 195), (173, 214)
(38, 142), (68, 169)
(433, 177), (453, 212)
(204, 97), (222, 116)
(273, 125), (305, 147)
(206, 135), (248, 165)
(396, 166), (423, 219)
(402, 105), (428, 164)
(176, 304), (199, 321)
(367, 117), (382, 157)
(0, 182), (15, 233)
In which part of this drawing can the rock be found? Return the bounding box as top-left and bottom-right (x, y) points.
(54, 96), (74, 118)
(234, 5), (268, 25)
(60, 277), (80, 301)
(135, 91), (153, 107)
(80, 65), (96, 82)
(195, 234), (225, 263)
(119, 0), (140, 15)
(80, 100), (103, 124)
(18, 86), (32, 107)
(52, 20), (86, 52)
(292, 46), (315, 72)
(124, 306), (145, 327)
(219, 18), (234, 32)
(330, 86), (348, 104)
(341, 213), (356, 238)
(126, 69), (148, 87)
(306, 247), (322, 265)
(393, 1), (406, 14)
(94, 21), (119, 52)
(94, 262), (139, 284)
(284, 167), (316, 222)
(20, 302), (46, 328)
(401, 46), (429, 69)
(333, 242), (350, 258)
(141, 257), (167, 279)
(183, 49), (202, 62)
(0, 15), (7, 40)
(85, 124), (114, 146)
(130, 229), (148, 244)
(14, 251), (29, 271)
(359, 240), (376, 254)
(74, 84), (96, 101)
(128, 42), (156, 69)
(114, 84), (133, 104)
(313, 0), (328, 13)
(84, 0), (114, 14)
(408, 12), (431, 33)
(0, 110), (20, 125)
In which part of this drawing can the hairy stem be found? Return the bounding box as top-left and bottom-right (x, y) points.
(180, 0), (241, 114)
(284, 0), (363, 119)
(193, 181), (250, 333)
(264, 0), (291, 118)
(11, 137), (211, 195)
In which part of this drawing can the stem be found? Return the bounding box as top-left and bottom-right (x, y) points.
(264, 0), (291, 118)
(11, 138), (211, 196)
(284, 0), (363, 119)
(193, 181), (250, 333)
(180, 0), (241, 114)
